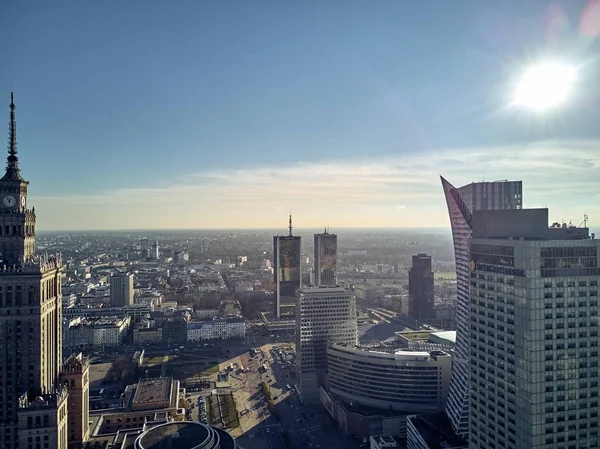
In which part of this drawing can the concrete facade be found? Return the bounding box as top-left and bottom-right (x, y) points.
(295, 286), (357, 404)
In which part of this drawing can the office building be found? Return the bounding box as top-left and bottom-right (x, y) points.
(140, 238), (150, 258)
(152, 239), (159, 260)
(457, 180), (522, 211)
(408, 253), (435, 321)
(0, 93), (68, 449)
(110, 272), (134, 307)
(314, 228), (337, 286)
(60, 354), (90, 446)
(327, 343), (451, 412)
(468, 208), (599, 449)
(273, 215), (301, 319)
(295, 286), (357, 404)
(440, 176), (522, 438)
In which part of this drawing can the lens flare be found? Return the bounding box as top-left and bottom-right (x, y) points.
(514, 62), (576, 111)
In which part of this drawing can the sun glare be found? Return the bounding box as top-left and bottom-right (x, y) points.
(514, 62), (576, 111)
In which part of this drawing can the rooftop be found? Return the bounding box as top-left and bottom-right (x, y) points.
(430, 331), (457, 344)
(134, 422), (236, 449)
(132, 379), (172, 407)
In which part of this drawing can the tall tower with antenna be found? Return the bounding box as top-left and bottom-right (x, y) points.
(273, 215), (301, 319)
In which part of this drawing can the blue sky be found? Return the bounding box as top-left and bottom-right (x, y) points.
(2, 0), (600, 230)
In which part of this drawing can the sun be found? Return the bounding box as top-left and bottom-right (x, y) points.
(514, 62), (576, 111)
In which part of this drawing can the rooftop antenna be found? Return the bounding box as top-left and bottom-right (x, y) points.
(288, 213), (293, 236)
(580, 214), (589, 228)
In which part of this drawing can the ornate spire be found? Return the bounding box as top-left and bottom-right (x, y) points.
(3, 92), (24, 181)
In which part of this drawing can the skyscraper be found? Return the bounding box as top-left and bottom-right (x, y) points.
(314, 228), (337, 286)
(110, 272), (134, 307)
(457, 180), (522, 211)
(468, 208), (599, 449)
(441, 176), (523, 438)
(273, 215), (301, 319)
(408, 253), (435, 321)
(295, 286), (357, 404)
(0, 93), (68, 449)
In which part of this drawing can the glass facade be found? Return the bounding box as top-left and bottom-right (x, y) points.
(441, 176), (473, 437)
(327, 343), (451, 412)
(469, 238), (600, 449)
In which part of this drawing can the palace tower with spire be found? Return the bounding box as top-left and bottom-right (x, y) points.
(0, 93), (68, 449)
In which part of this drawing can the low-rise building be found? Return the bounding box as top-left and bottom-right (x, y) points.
(133, 327), (163, 345)
(64, 316), (131, 350)
(187, 316), (245, 342)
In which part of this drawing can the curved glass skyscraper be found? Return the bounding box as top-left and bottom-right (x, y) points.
(441, 176), (473, 438)
(441, 177), (523, 438)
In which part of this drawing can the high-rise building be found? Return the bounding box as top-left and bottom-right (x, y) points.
(295, 286), (357, 404)
(273, 215), (301, 319)
(408, 253), (435, 321)
(153, 239), (159, 259)
(140, 238), (149, 258)
(0, 93), (68, 449)
(314, 229), (337, 286)
(110, 272), (134, 307)
(457, 180), (522, 211)
(60, 354), (90, 445)
(468, 208), (599, 449)
(440, 176), (523, 438)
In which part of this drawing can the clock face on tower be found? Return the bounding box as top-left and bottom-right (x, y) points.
(3, 195), (16, 207)
(21, 195), (26, 207)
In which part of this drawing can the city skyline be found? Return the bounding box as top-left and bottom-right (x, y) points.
(3, 1), (600, 230)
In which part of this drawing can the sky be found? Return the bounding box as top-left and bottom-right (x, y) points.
(2, 0), (600, 230)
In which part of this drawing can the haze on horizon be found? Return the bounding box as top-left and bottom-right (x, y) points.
(2, 0), (600, 231)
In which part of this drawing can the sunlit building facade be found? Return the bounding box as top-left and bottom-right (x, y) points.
(273, 216), (301, 319)
(440, 176), (523, 438)
(314, 229), (337, 286)
(468, 208), (600, 449)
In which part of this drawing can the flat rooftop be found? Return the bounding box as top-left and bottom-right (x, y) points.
(133, 379), (172, 407)
(430, 331), (456, 343)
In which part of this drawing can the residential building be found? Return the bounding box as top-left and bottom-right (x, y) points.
(468, 208), (599, 449)
(187, 316), (246, 341)
(109, 272), (134, 307)
(64, 316), (131, 350)
(457, 180), (522, 211)
(133, 327), (163, 345)
(408, 253), (435, 321)
(0, 93), (68, 449)
(295, 286), (357, 404)
(314, 229), (337, 286)
(273, 215), (301, 319)
(440, 176), (523, 438)
(60, 354), (90, 446)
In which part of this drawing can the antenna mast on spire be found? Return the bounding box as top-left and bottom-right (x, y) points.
(288, 214), (293, 236)
(2, 92), (24, 181)
(8, 92), (16, 157)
